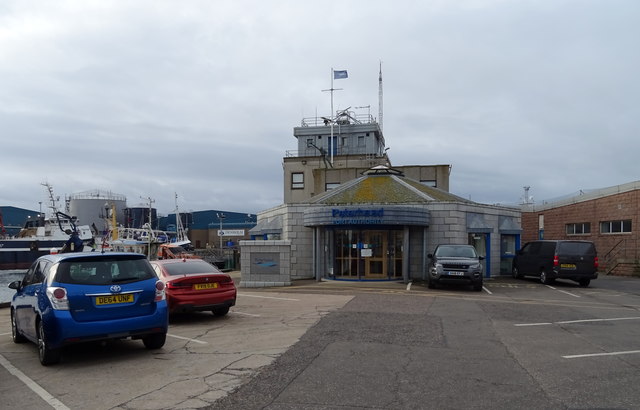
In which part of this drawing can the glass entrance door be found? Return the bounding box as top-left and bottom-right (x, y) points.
(333, 229), (403, 280)
(363, 231), (387, 278)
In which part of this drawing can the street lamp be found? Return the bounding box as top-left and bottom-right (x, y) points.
(216, 212), (225, 248)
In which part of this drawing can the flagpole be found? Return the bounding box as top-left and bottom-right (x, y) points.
(330, 68), (334, 165)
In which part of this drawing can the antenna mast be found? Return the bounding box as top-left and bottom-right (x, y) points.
(378, 61), (383, 132)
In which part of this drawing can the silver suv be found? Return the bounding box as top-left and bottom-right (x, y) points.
(428, 245), (484, 291)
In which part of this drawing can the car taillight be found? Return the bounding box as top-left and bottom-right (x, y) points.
(46, 286), (69, 310)
(155, 280), (166, 302)
(553, 255), (559, 267)
(594, 256), (599, 269)
(166, 281), (189, 289)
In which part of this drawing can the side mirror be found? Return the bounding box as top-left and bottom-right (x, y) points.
(479, 256), (485, 261)
(8, 280), (21, 290)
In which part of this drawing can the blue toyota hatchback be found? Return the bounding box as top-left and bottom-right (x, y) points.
(9, 252), (168, 365)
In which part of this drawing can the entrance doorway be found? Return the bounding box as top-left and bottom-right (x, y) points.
(468, 232), (490, 277)
(334, 229), (403, 280)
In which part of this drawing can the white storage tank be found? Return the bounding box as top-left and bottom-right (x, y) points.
(67, 190), (127, 233)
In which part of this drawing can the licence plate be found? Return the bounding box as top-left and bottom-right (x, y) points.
(95, 294), (134, 305)
(194, 283), (219, 290)
(445, 271), (465, 276)
(561, 263), (576, 269)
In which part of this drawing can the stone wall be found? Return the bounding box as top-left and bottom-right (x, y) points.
(239, 240), (292, 287)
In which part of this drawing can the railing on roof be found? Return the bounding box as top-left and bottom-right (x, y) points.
(285, 147), (388, 158)
(299, 113), (376, 127)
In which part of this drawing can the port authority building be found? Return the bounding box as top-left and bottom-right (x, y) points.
(239, 108), (521, 286)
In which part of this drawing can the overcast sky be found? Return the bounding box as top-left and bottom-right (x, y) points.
(1, 0), (638, 216)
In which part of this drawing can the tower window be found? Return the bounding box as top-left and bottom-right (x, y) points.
(292, 172), (304, 189)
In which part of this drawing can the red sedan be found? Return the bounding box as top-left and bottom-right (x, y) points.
(150, 259), (236, 316)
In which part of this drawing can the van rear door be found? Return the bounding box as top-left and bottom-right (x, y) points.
(556, 241), (596, 275)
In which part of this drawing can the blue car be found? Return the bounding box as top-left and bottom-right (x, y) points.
(9, 252), (168, 365)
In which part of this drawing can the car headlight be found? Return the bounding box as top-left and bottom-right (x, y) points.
(469, 263), (481, 270)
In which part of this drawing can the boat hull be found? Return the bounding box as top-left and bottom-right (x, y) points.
(0, 238), (76, 270)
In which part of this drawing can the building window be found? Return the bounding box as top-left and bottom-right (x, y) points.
(292, 172), (304, 189)
(341, 137), (347, 146)
(358, 136), (365, 147)
(600, 220), (632, 234)
(326, 182), (340, 190)
(566, 222), (591, 235)
(421, 180), (437, 187)
(306, 138), (313, 147)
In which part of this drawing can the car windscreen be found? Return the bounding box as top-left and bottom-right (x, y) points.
(557, 242), (595, 255)
(435, 246), (477, 258)
(54, 256), (156, 285)
(162, 260), (221, 276)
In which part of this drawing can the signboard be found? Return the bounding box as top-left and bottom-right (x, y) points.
(218, 229), (245, 237)
(251, 252), (280, 275)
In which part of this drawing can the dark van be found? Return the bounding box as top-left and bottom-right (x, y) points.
(512, 240), (598, 287)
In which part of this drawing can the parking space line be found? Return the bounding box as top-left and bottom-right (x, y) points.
(233, 311), (261, 317)
(563, 350), (640, 359)
(545, 285), (580, 298)
(516, 316), (640, 327)
(482, 286), (493, 295)
(238, 294), (300, 301)
(167, 334), (208, 344)
(0, 353), (71, 410)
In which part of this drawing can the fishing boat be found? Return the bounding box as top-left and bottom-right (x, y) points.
(97, 202), (169, 259)
(0, 184), (94, 270)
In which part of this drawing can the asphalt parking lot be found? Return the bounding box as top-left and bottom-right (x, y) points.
(2, 274), (640, 409)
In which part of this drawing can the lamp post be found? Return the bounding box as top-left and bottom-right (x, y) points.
(216, 212), (225, 249)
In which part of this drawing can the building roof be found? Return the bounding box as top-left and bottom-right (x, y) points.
(309, 166), (473, 205)
(521, 180), (640, 212)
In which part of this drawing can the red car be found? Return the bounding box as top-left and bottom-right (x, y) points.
(150, 259), (236, 316)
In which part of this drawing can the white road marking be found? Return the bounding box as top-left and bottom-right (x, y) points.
(232, 311), (261, 317)
(238, 294), (300, 301)
(406, 282), (412, 291)
(545, 285), (580, 298)
(482, 286), (492, 295)
(0, 332), (11, 336)
(563, 350), (640, 359)
(167, 334), (208, 344)
(0, 353), (71, 410)
(516, 316), (640, 327)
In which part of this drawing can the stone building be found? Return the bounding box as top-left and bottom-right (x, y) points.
(240, 108), (522, 286)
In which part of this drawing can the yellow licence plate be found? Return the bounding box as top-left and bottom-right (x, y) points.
(95, 294), (134, 305)
(561, 263), (576, 269)
(194, 283), (219, 290)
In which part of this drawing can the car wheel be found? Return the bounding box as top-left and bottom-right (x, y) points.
(142, 332), (166, 350)
(512, 266), (522, 279)
(11, 310), (26, 344)
(473, 282), (483, 292)
(539, 270), (554, 285)
(38, 320), (61, 366)
(212, 306), (230, 316)
(578, 279), (591, 287)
